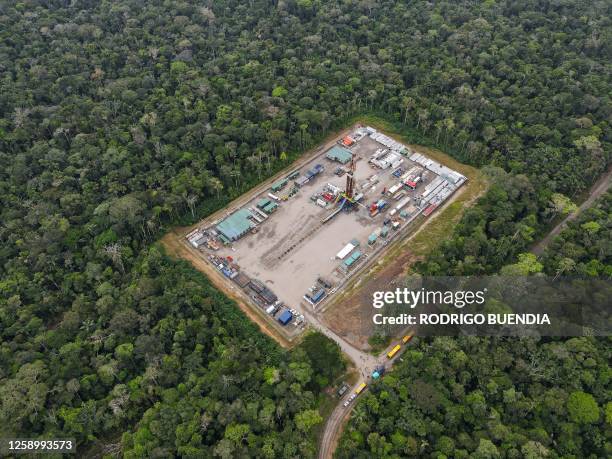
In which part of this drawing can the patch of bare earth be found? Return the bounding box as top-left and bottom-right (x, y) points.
(323, 249), (417, 350)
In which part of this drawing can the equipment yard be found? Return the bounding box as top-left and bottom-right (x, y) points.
(182, 125), (466, 339)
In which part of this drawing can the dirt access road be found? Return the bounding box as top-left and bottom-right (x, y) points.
(317, 338), (410, 459)
(162, 227), (409, 459)
(161, 121), (483, 459)
(532, 167), (611, 256)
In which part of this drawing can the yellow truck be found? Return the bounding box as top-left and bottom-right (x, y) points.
(355, 382), (367, 394)
(402, 334), (413, 344)
(387, 344), (401, 359)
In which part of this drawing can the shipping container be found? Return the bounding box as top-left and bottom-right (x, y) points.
(271, 178), (288, 192)
(311, 289), (325, 303)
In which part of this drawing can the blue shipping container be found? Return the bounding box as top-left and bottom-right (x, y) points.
(311, 289), (325, 303)
(278, 310), (293, 325)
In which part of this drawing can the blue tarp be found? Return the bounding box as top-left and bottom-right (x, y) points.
(278, 310), (293, 325)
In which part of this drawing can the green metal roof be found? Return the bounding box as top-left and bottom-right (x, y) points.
(326, 146), (353, 164)
(343, 250), (362, 267)
(263, 202), (278, 213)
(271, 178), (288, 191)
(257, 198), (271, 208)
(216, 209), (254, 241)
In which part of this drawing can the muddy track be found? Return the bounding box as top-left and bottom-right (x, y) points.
(532, 167), (611, 256)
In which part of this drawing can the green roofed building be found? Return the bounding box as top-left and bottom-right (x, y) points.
(263, 201), (278, 214)
(326, 146), (353, 164)
(216, 209), (254, 242)
(343, 250), (362, 269)
(271, 178), (288, 192)
(257, 198), (271, 209)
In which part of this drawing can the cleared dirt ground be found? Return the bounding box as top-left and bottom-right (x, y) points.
(160, 229), (294, 348)
(322, 125), (487, 351)
(207, 134), (436, 312)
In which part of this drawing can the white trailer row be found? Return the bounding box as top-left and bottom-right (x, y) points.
(431, 186), (454, 205)
(251, 206), (269, 220)
(387, 183), (403, 196)
(421, 176), (444, 198)
(371, 150), (403, 169)
(389, 196), (412, 215)
(186, 229), (207, 248)
(409, 152), (466, 186)
(419, 179), (456, 208)
(370, 131), (407, 154)
(400, 166), (422, 182)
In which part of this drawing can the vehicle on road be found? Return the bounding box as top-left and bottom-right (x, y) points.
(387, 344), (401, 359)
(343, 393), (357, 407)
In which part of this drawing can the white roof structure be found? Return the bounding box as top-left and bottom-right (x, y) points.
(336, 243), (355, 260)
(409, 152), (466, 185)
(395, 196), (411, 211)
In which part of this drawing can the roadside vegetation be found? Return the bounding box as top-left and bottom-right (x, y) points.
(338, 192), (611, 458)
(0, 0), (609, 457)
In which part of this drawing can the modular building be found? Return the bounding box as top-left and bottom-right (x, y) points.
(257, 198), (272, 209)
(342, 250), (362, 270)
(295, 176), (309, 187)
(326, 145), (353, 164)
(216, 209), (255, 242)
(262, 201), (278, 214)
(271, 178), (288, 192)
(311, 289), (325, 303)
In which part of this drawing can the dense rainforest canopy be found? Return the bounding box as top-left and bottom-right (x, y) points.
(0, 0), (610, 457)
(340, 192), (612, 458)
